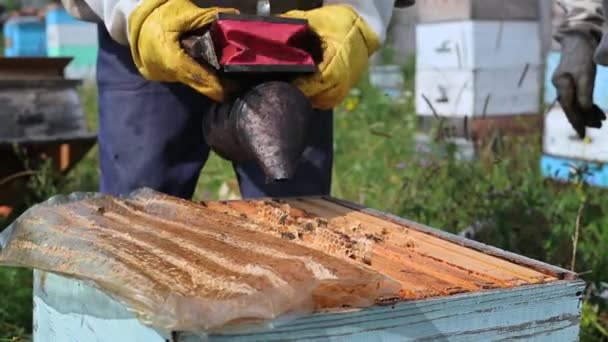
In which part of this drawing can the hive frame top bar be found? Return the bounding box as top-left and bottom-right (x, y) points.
(212, 195), (578, 281)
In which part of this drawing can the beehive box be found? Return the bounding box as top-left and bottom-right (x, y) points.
(416, 21), (541, 70)
(541, 106), (608, 187)
(46, 8), (98, 80)
(541, 154), (608, 188)
(415, 67), (541, 117)
(0, 189), (584, 341)
(544, 107), (608, 163)
(416, 0), (540, 23)
(415, 21), (542, 117)
(3, 16), (47, 57)
(0, 57), (97, 208)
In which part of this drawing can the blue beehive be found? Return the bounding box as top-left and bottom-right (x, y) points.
(45, 8), (98, 80)
(541, 154), (608, 188)
(3, 16), (47, 57)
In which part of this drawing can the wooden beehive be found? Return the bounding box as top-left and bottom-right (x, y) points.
(3, 190), (584, 341)
(415, 21), (542, 118)
(0, 57), (97, 209)
(45, 8), (99, 80)
(541, 106), (608, 188)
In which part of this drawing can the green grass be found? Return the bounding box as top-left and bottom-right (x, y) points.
(1, 63), (607, 341)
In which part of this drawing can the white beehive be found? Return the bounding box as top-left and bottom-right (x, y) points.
(415, 21), (542, 118)
(544, 107), (608, 163)
(46, 8), (98, 80)
(416, 0), (540, 23)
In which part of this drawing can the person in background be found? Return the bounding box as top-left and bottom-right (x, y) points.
(56, 0), (412, 199)
(552, 0), (608, 138)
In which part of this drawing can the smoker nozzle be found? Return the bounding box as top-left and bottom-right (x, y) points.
(202, 82), (314, 183)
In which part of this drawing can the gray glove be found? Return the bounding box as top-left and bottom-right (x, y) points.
(552, 33), (606, 139)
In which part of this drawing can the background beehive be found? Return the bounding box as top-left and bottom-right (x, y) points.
(413, 0), (543, 161)
(45, 8), (98, 80)
(541, 0), (608, 187)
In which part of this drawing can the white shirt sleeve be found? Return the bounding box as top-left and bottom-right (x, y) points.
(63, 0), (397, 46)
(62, 0), (139, 45)
(323, 0), (396, 44)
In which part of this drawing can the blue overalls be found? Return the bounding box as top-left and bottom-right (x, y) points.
(96, 24), (333, 199)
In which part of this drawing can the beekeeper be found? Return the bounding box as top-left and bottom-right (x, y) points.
(552, 0), (608, 138)
(58, 0), (411, 199)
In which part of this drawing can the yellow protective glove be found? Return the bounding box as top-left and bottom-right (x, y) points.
(282, 5), (381, 110)
(128, 0), (238, 102)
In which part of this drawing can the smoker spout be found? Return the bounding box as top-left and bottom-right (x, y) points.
(203, 82), (314, 182)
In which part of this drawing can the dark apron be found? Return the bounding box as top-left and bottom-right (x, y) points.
(95, 0), (333, 199)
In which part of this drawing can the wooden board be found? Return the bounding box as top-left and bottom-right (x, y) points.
(416, 0), (540, 23)
(543, 107), (608, 163)
(33, 271), (584, 342)
(46, 24), (98, 49)
(416, 21), (542, 70)
(416, 67), (541, 117)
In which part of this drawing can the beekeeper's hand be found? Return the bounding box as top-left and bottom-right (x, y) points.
(128, 0), (238, 102)
(552, 33), (606, 138)
(282, 5), (381, 110)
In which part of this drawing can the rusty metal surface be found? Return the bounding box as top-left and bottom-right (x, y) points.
(0, 189), (401, 332)
(203, 82), (313, 181)
(0, 57), (72, 80)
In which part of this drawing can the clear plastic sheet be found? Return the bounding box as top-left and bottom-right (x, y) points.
(0, 188), (401, 333)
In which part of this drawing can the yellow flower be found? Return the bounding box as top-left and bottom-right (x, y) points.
(344, 97), (360, 112)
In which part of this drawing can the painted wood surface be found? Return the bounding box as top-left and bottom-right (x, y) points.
(46, 24), (98, 49)
(416, 67), (541, 117)
(544, 107), (608, 162)
(3, 17), (47, 57)
(541, 154), (608, 188)
(416, 21), (541, 70)
(45, 8), (98, 80)
(33, 270), (585, 342)
(416, 0), (540, 23)
(544, 51), (608, 109)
